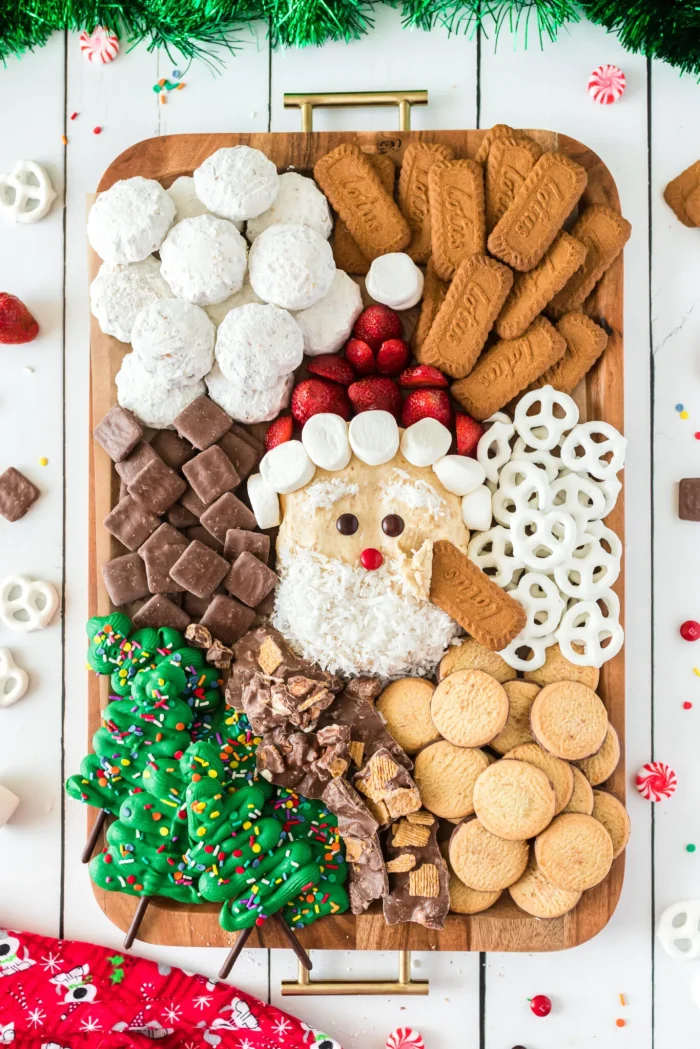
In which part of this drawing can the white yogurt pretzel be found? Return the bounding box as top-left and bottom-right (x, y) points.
(657, 900), (700, 961)
(514, 386), (579, 451)
(0, 576), (59, 633)
(587, 518), (623, 561)
(492, 459), (551, 528)
(553, 531), (620, 600)
(510, 571), (565, 638)
(0, 160), (57, 224)
(477, 419), (514, 484)
(549, 471), (607, 540)
(467, 525), (523, 587)
(585, 474), (623, 519)
(555, 589), (623, 668)
(0, 648), (29, 708)
(511, 437), (560, 483)
(560, 421), (627, 481)
(499, 631), (556, 672)
(511, 509), (577, 571)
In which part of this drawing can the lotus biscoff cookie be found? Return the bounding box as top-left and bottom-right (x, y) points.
(473, 758), (556, 840)
(430, 668), (509, 748)
(376, 677), (441, 756)
(417, 255), (513, 378)
(504, 742), (574, 814)
(314, 143), (410, 261)
(440, 841), (502, 914)
(413, 740), (490, 819)
(485, 134), (543, 232)
(475, 123), (516, 165)
(563, 765), (595, 815)
(451, 316), (566, 421)
(398, 142), (455, 263)
(412, 259), (449, 351)
(530, 680), (609, 761)
(534, 812), (614, 892)
(490, 679), (540, 755)
(523, 641), (600, 690)
(487, 152), (588, 272)
(525, 311), (609, 395)
(494, 231), (587, 340)
(332, 154), (396, 275)
(664, 160), (700, 227)
(428, 159), (486, 281)
(449, 817), (529, 892)
(547, 203), (632, 317)
(508, 855), (582, 918)
(574, 724), (621, 785)
(438, 637), (517, 684)
(591, 790), (630, 858)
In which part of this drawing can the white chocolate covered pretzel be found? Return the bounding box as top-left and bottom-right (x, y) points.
(477, 418), (514, 484)
(492, 459), (551, 528)
(0, 160), (57, 224)
(514, 386), (579, 451)
(560, 421), (627, 481)
(555, 588), (623, 668)
(511, 509), (577, 571)
(549, 471), (606, 540)
(0, 575), (59, 632)
(499, 630), (556, 672)
(509, 571), (565, 638)
(0, 648), (29, 708)
(467, 525), (524, 587)
(553, 530), (621, 600)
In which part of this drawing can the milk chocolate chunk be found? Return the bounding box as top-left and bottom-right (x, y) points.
(383, 816), (449, 930)
(217, 431), (260, 481)
(174, 395), (232, 450)
(114, 440), (160, 484)
(182, 446), (240, 504)
(185, 623), (213, 649)
(317, 677), (412, 771)
(102, 552), (150, 606)
(128, 457), (187, 515)
(93, 405), (143, 463)
(322, 778), (388, 914)
(183, 592), (210, 619)
(679, 478), (700, 521)
(167, 503), (199, 529)
(186, 525), (225, 554)
(103, 495), (160, 551)
(150, 429), (195, 470)
(206, 639), (233, 669)
(138, 521), (188, 556)
(143, 544), (187, 593)
(224, 528), (270, 563)
(0, 467), (40, 522)
(180, 485), (209, 517)
(132, 594), (190, 632)
(322, 778), (380, 840)
(225, 551), (278, 608)
(257, 728), (328, 797)
(169, 539), (230, 599)
(200, 593), (255, 645)
(201, 492), (256, 542)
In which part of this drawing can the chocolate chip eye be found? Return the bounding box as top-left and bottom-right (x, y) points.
(336, 513), (358, 536)
(382, 514), (404, 537)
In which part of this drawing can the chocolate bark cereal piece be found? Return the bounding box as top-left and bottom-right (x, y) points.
(354, 747), (421, 822)
(182, 445), (240, 504)
(0, 467), (40, 523)
(224, 528), (270, 563)
(475, 123), (516, 165)
(183, 592), (210, 619)
(349, 833), (389, 914)
(314, 143), (411, 262)
(524, 311), (609, 395)
(150, 429), (195, 470)
(103, 495), (160, 551)
(93, 405), (143, 463)
(201, 491), (256, 541)
(217, 431), (260, 481)
(128, 457), (187, 515)
(143, 544), (187, 593)
(138, 521), (188, 556)
(383, 814), (449, 929)
(200, 593), (256, 646)
(495, 231), (587, 340)
(180, 485), (209, 517)
(317, 676), (412, 771)
(386, 854), (416, 874)
(665, 160), (700, 227)
(392, 821), (431, 848)
(169, 539), (230, 599)
(114, 440), (160, 484)
(418, 255), (513, 379)
(428, 159), (486, 281)
(485, 134), (543, 232)
(174, 394), (232, 450)
(488, 152), (588, 272)
(398, 142), (455, 263)
(679, 478), (700, 521)
(225, 550), (278, 608)
(132, 594), (191, 632)
(102, 552), (150, 606)
(227, 625), (342, 709)
(185, 623), (213, 649)
(186, 525), (225, 554)
(333, 154), (396, 276)
(547, 204), (632, 318)
(348, 741), (365, 767)
(206, 639), (233, 669)
(412, 259), (449, 352)
(256, 727), (329, 798)
(167, 503), (199, 529)
(321, 778), (388, 914)
(409, 863), (440, 897)
(451, 315), (567, 420)
(322, 778), (379, 839)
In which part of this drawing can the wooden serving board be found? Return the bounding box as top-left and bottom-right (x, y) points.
(88, 128), (625, 952)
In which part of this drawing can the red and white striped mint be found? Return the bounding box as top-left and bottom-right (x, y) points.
(79, 26), (120, 64)
(636, 761), (677, 802)
(386, 1029), (425, 1049)
(588, 64), (626, 105)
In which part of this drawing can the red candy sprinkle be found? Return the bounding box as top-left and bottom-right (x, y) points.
(680, 620), (700, 641)
(93, 126), (102, 134)
(530, 994), (552, 1017)
(684, 701), (693, 710)
(360, 548), (383, 571)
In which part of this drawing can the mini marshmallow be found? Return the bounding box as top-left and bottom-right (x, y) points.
(301, 413), (352, 471)
(0, 783), (19, 828)
(131, 299), (215, 385)
(294, 270), (363, 357)
(433, 454), (486, 496)
(365, 252), (425, 310)
(462, 485), (493, 531)
(194, 146), (279, 222)
(260, 440), (316, 495)
(206, 362), (293, 423)
(248, 223), (336, 311)
(159, 214), (248, 306)
(166, 175), (209, 222)
(87, 176), (176, 264)
(401, 418), (452, 468)
(246, 172), (332, 242)
(90, 257), (173, 343)
(116, 352), (206, 429)
(204, 277), (262, 326)
(349, 410), (400, 466)
(215, 303), (304, 387)
(247, 472), (281, 529)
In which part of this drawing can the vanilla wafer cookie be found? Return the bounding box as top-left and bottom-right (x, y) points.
(473, 758), (556, 840)
(333, 154), (396, 275)
(399, 142), (455, 263)
(592, 790), (630, 858)
(524, 312), (609, 395)
(494, 232), (587, 339)
(547, 204), (631, 317)
(535, 812), (613, 892)
(418, 255), (513, 378)
(475, 124), (517, 165)
(412, 259), (449, 351)
(429, 159), (486, 281)
(488, 152), (588, 272)
(450, 817), (529, 892)
(508, 854), (581, 918)
(430, 669), (509, 748)
(504, 742), (574, 814)
(413, 740), (490, 820)
(523, 641), (599, 690)
(438, 637), (517, 684)
(490, 680), (539, 755)
(563, 765), (594, 815)
(531, 680), (608, 761)
(314, 144), (410, 261)
(485, 134), (543, 232)
(376, 678), (441, 756)
(439, 841), (502, 914)
(451, 315), (566, 420)
(574, 724), (620, 786)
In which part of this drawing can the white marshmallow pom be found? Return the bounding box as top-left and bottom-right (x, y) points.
(159, 214), (248, 306)
(247, 472), (281, 529)
(365, 252), (425, 310)
(0, 783), (19, 827)
(116, 352), (206, 429)
(260, 440), (316, 495)
(90, 257), (173, 343)
(87, 176), (176, 264)
(248, 224), (336, 311)
(462, 485), (493, 531)
(206, 362), (293, 424)
(131, 298), (215, 386)
(246, 172), (332, 242)
(433, 454), (486, 496)
(400, 418), (452, 468)
(301, 413), (352, 471)
(215, 303), (304, 388)
(348, 410), (400, 466)
(294, 270), (363, 357)
(194, 146), (279, 222)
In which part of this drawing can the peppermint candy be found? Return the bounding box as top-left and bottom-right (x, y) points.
(79, 26), (120, 64)
(588, 64), (626, 105)
(386, 1029), (425, 1049)
(637, 762), (677, 802)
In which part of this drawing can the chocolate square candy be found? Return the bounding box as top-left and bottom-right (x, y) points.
(167, 502), (199, 529)
(180, 485), (209, 517)
(183, 592), (212, 619)
(218, 431), (260, 481)
(229, 422), (264, 453)
(200, 492), (256, 542)
(132, 594), (191, 631)
(150, 429), (195, 470)
(115, 441), (160, 484)
(170, 539), (230, 599)
(186, 525), (224, 554)
(679, 478), (700, 521)
(174, 395), (232, 450)
(200, 593), (256, 645)
(255, 590), (276, 617)
(224, 550), (278, 608)
(102, 552), (150, 606)
(224, 528), (270, 563)
(104, 495), (160, 551)
(143, 544), (188, 593)
(139, 521), (188, 556)
(93, 405), (143, 463)
(0, 467), (40, 523)
(128, 457), (187, 516)
(182, 446), (240, 504)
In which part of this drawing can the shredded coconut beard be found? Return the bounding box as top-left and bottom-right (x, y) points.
(272, 548), (460, 679)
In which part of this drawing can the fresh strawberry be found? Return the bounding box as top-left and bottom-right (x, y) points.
(344, 338), (376, 376)
(455, 412), (485, 457)
(0, 293), (39, 344)
(306, 354), (355, 386)
(265, 414), (294, 451)
(348, 377), (402, 420)
(399, 364), (449, 389)
(353, 305), (402, 351)
(376, 338), (410, 376)
(291, 378), (351, 426)
(401, 388), (453, 428)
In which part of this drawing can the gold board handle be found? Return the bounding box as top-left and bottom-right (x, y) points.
(284, 90), (428, 132)
(281, 949), (429, 996)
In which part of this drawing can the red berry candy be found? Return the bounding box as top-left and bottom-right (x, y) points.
(264, 414), (293, 451)
(291, 378), (351, 426)
(360, 548), (383, 571)
(529, 994), (552, 1017)
(306, 353), (355, 386)
(376, 338), (410, 376)
(456, 412), (485, 457)
(348, 376), (402, 420)
(399, 364), (449, 388)
(402, 388), (453, 428)
(680, 620), (700, 641)
(0, 293), (39, 344)
(345, 337), (376, 376)
(353, 304), (402, 351)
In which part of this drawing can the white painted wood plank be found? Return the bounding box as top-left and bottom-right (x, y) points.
(0, 34), (66, 936)
(479, 20), (653, 1047)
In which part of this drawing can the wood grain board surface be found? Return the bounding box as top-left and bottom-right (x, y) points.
(88, 127), (625, 952)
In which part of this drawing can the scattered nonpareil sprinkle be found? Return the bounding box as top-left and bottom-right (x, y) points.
(70, 112), (78, 120)
(616, 1018), (626, 1028)
(23, 366), (33, 374)
(636, 761), (677, 801)
(680, 620), (700, 641)
(694, 667), (700, 678)
(93, 127), (102, 135)
(588, 64), (626, 105)
(684, 701), (693, 709)
(618, 993), (626, 1006)
(172, 68), (182, 79)
(61, 135), (67, 146)
(687, 843), (696, 853)
(39, 457), (48, 467)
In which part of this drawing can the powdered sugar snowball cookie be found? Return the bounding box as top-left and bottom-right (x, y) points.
(90, 257), (173, 343)
(206, 362), (293, 424)
(247, 472), (281, 529)
(166, 176), (208, 222)
(248, 224), (336, 310)
(401, 418), (452, 468)
(115, 352), (205, 429)
(294, 270), (363, 356)
(215, 303), (303, 387)
(87, 176), (176, 264)
(260, 440), (316, 495)
(204, 277), (262, 327)
(159, 214), (247, 306)
(349, 410), (400, 466)
(194, 145), (279, 222)
(366, 252), (425, 310)
(301, 413), (352, 471)
(131, 299), (215, 386)
(246, 171), (332, 243)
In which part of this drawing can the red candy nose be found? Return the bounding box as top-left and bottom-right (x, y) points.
(360, 548), (383, 570)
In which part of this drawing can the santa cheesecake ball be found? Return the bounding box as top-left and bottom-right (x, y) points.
(87, 176), (176, 264)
